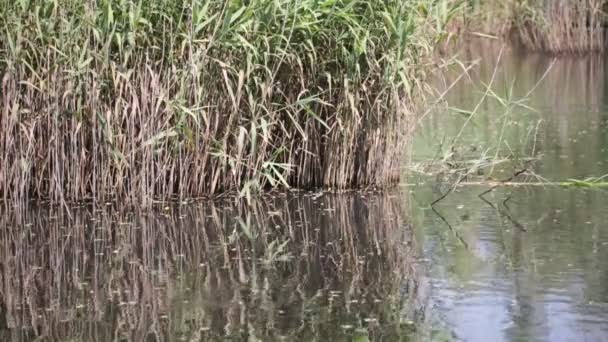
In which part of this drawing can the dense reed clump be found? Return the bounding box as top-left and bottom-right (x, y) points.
(451, 0), (608, 54)
(0, 192), (422, 340)
(514, 0), (608, 53)
(0, 0), (449, 204)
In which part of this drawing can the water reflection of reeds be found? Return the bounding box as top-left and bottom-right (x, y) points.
(451, 40), (607, 112)
(0, 192), (421, 341)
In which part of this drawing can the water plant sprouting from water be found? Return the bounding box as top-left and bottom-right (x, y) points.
(0, 0), (457, 205)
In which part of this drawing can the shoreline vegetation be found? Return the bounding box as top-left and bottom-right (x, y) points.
(452, 0), (608, 54)
(1, 1), (607, 206)
(0, 0), (452, 205)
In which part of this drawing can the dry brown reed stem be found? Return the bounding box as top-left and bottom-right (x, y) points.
(0, 192), (421, 341)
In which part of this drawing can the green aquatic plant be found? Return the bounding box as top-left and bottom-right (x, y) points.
(559, 175), (608, 188)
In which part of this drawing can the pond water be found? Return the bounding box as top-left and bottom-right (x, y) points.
(411, 41), (608, 341)
(2, 42), (608, 342)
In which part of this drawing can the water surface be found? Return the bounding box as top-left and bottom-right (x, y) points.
(0, 193), (422, 341)
(412, 42), (608, 341)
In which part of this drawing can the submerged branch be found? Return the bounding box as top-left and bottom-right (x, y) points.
(431, 206), (470, 250)
(478, 194), (527, 232)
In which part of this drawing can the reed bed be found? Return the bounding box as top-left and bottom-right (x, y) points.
(451, 0), (608, 54)
(515, 0), (608, 53)
(0, 0), (449, 204)
(0, 192), (421, 341)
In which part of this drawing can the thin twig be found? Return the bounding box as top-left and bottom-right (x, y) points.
(431, 206), (470, 249)
(478, 168), (528, 197)
(416, 61), (478, 126)
(479, 194), (527, 232)
(450, 44), (505, 147)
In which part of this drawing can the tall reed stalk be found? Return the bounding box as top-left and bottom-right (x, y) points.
(0, 0), (450, 204)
